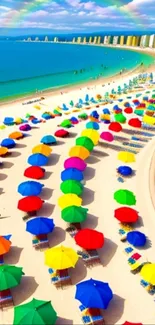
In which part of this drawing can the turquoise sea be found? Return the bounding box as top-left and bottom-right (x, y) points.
(0, 41), (154, 101)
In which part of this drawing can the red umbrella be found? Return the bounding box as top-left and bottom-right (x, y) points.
(54, 129), (69, 138)
(122, 322), (143, 325)
(108, 122), (122, 132)
(74, 228), (104, 250)
(124, 107), (133, 114)
(114, 207), (138, 223)
(24, 166), (45, 179)
(128, 118), (141, 128)
(17, 196), (44, 212)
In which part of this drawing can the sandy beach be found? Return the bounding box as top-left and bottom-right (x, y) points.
(1, 68), (155, 324)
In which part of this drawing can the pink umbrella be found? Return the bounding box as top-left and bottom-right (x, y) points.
(100, 131), (114, 142)
(64, 157), (87, 171)
(19, 124), (31, 131)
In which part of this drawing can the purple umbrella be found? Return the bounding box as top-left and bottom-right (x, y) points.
(19, 124), (31, 131)
(64, 157), (87, 171)
(100, 131), (114, 142)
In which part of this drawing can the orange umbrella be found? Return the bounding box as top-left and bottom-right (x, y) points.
(0, 147), (8, 157)
(0, 236), (11, 255)
(9, 131), (23, 140)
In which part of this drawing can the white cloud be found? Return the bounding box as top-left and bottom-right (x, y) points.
(0, 5), (10, 11)
(78, 11), (85, 16)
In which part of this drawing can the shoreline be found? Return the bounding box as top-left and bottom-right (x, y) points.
(0, 45), (154, 107)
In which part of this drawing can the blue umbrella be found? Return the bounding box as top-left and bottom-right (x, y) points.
(75, 278), (113, 309)
(102, 108), (110, 114)
(62, 104), (69, 111)
(70, 117), (78, 123)
(18, 181), (44, 196)
(26, 217), (55, 235)
(2, 234), (12, 241)
(61, 168), (83, 182)
(1, 138), (16, 149)
(27, 153), (48, 166)
(42, 113), (51, 120)
(127, 231), (147, 247)
(90, 110), (99, 119)
(41, 135), (56, 145)
(117, 166), (133, 177)
(86, 121), (100, 130)
(31, 119), (40, 124)
(79, 98), (83, 104)
(85, 94), (89, 102)
(3, 117), (14, 126)
(90, 97), (96, 103)
(124, 102), (130, 107)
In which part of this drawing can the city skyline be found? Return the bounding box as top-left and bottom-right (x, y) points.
(0, 0), (155, 36)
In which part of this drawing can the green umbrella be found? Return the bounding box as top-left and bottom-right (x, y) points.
(114, 114), (126, 124)
(53, 109), (61, 115)
(70, 100), (74, 107)
(0, 265), (24, 291)
(25, 113), (31, 118)
(60, 119), (72, 128)
(152, 94), (155, 99)
(134, 109), (144, 116)
(114, 189), (136, 206)
(136, 93), (142, 98)
(76, 136), (94, 152)
(61, 205), (88, 223)
(60, 180), (83, 196)
(78, 113), (88, 120)
(13, 298), (57, 325)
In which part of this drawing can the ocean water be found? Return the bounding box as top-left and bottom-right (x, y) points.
(0, 41), (153, 101)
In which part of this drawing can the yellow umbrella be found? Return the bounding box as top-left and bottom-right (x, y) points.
(15, 118), (22, 124)
(0, 125), (6, 130)
(117, 151), (135, 163)
(69, 145), (90, 160)
(140, 264), (155, 285)
(58, 193), (82, 209)
(32, 144), (52, 157)
(0, 147), (8, 156)
(81, 129), (99, 145)
(142, 115), (155, 125)
(44, 245), (79, 269)
(100, 114), (110, 121)
(34, 104), (41, 110)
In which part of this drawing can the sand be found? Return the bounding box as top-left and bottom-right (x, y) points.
(1, 71), (155, 324)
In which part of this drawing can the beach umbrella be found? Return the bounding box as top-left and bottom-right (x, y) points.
(100, 131), (114, 142)
(76, 136), (94, 152)
(58, 193), (82, 209)
(0, 147), (8, 157)
(122, 322), (143, 325)
(75, 278), (113, 309)
(2, 235), (12, 241)
(17, 196), (44, 212)
(0, 265), (24, 291)
(114, 114), (126, 124)
(24, 166), (45, 179)
(40, 135), (56, 145)
(42, 113), (51, 120)
(64, 157), (87, 171)
(114, 207), (139, 223)
(61, 205), (88, 223)
(85, 94), (89, 102)
(1, 138), (16, 149)
(70, 117), (79, 124)
(70, 100), (74, 107)
(19, 124), (31, 131)
(142, 115), (155, 125)
(32, 144), (52, 157)
(79, 98), (83, 104)
(126, 231), (146, 247)
(140, 264), (155, 285)
(3, 117), (14, 126)
(117, 151), (135, 163)
(128, 118), (141, 128)
(60, 119), (72, 128)
(26, 217), (55, 235)
(13, 298), (57, 325)
(9, 131), (24, 140)
(0, 236), (11, 256)
(134, 109), (144, 116)
(61, 168), (83, 182)
(62, 104), (68, 111)
(75, 229), (104, 250)
(90, 110), (99, 119)
(114, 189), (136, 206)
(54, 129), (69, 138)
(69, 146), (90, 160)
(103, 109), (110, 114)
(124, 107), (133, 114)
(117, 166), (133, 177)
(81, 129), (99, 145)
(44, 245), (78, 269)
(86, 121), (100, 130)
(60, 180), (83, 196)
(18, 181), (44, 196)
(27, 154), (48, 166)
(108, 122), (122, 132)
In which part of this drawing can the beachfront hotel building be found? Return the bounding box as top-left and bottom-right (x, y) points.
(113, 36), (119, 46)
(126, 36), (133, 46)
(72, 37), (75, 43)
(149, 34), (155, 48)
(120, 36), (125, 46)
(97, 36), (101, 44)
(103, 36), (109, 45)
(83, 37), (87, 43)
(93, 36), (98, 44)
(77, 37), (82, 43)
(131, 36), (140, 47)
(140, 35), (150, 47)
(89, 36), (93, 43)
(54, 37), (58, 43)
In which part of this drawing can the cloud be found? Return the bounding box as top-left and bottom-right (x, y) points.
(0, 5), (11, 11)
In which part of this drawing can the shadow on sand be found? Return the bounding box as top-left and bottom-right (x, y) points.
(10, 151), (21, 158)
(99, 238), (118, 266)
(104, 294), (125, 324)
(47, 153), (60, 166)
(41, 188), (54, 200)
(0, 173), (7, 181)
(39, 202), (55, 217)
(15, 143), (27, 149)
(69, 132), (77, 138)
(57, 317), (73, 325)
(48, 227), (66, 247)
(70, 258), (87, 285)
(92, 149), (109, 158)
(86, 156), (100, 164)
(2, 161), (14, 169)
(84, 166), (96, 180)
(5, 246), (23, 265)
(43, 171), (53, 180)
(82, 188), (95, 206)
(13, 276), (38, 306)
(82, 213), (98, 229)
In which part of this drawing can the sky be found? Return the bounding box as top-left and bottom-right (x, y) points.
(0, 0), (155, 35)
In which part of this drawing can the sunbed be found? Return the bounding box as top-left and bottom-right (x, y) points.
(32, 234), (49, 250)
(77, 249), (101, 268)
(48, 268), (72, 288)
(79, 305), (105, 325)
(0, 289), (14, 309)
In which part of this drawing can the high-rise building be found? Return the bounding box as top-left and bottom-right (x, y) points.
(103, 36), (108, 44)
(120, 36), (124, 46)
(44, 36), (49, 42)
(97, 36), (101, 44)
(149, 34), (155, 48)
(89, 36), (92, 43)
(54, 37), (58, 42)
(126, 36), (133, 46)
(140, 35), (150, 47)
(77, 37), (82, 43)
(113, 36), (119, 45)
(72, 37), (75, 43)
(93, 36), (98, 44)
(35, 37), (39, 42)
(27, 37), (32, 42)
(83, 37), (87, 43)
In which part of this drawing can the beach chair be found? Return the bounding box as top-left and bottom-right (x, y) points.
(0, 289), (14, 309)
(51, 269), (72, 289)
(124, 246), (134, 255)
(22, 211), (37, 221)
(117, 176), (124, 183)
(66, 223), (81, 237)
(80, 305), (105, 325)
(32, 234), (49, 250)
(0, 255), (4, 265)
(120, 223), (133, 232)
(82, 249), (101, 268)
